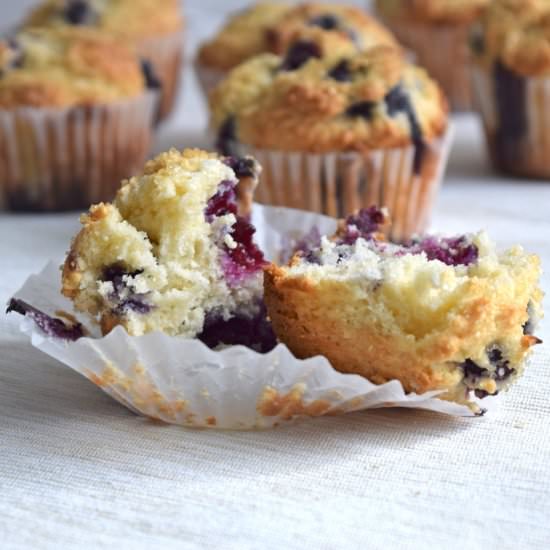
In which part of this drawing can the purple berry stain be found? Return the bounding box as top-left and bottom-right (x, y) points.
(206, 179), (266, 286)
(101, 264), (152, 314)
(6, 298), (84, 341)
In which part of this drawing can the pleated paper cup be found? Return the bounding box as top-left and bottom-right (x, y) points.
(472, 64), (550, 179)
(10, 204), (476, 430)
(137, 31), (184, 120)
(0, 92), (157, 212)
(380, 17), (474, 112)
(239, 128), (453, 243)
(194, 60), (229, 101)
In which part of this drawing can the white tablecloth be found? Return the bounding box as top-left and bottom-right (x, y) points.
(2, 2), (550, 549)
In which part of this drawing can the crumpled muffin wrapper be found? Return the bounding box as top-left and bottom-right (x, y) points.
(12, 204), (475, 429)
(238, 128), (453, 243)
(0, 92), (158, 212)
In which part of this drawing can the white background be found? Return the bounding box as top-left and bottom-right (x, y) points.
(1, 2), (550, 550)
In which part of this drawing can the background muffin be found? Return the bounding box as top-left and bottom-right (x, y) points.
(0, 27), (156, 211)
(210, 45), (450, 242)
(196, 1), (399, 97)
(265, 208), (543, 411)
(472, 0), (550, 178)
(24, 0), (184, 119)
(376, 0), (489, 111)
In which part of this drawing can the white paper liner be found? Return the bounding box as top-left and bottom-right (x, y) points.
(194, 60), (228, 100)
(380, 17), (474, 112)
(239, 128), (453, 243)
(472, 65), (550, 179)
(10, 204), (476, 428)
(137, 31), (184, 120)
(0, 92), (158, 211)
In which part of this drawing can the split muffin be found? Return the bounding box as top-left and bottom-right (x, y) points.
(61, 148), (275, 351)
(196, 1), (399, 97)
(264, 208), (543, 411)
(376, 0), (489, 111)
(210, 45), (450, 242)
(0, 27), (157, 211)
(471, 0), (550, 179)
(24, 0), (184, 119)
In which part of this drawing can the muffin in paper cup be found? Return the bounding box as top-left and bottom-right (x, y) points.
(375, 0), (488, 112)
(23, 0), (184, 120)
(8, 203), (488, 430)
(210, 46), (450, 242)
(471, 0), (550, 179)
(195, 1), (400, 101)
(238, 127), (453, 243)
(0, 28), (157, 211)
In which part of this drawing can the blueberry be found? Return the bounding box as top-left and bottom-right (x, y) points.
(101, 263), (151, 314)
(469, 29), (485, 56)
(385, 86), (425, 174)
(487, 346), (515, 381)
(140, 59), (162, 90)
(309, 14), (340, 30)
(328, 60), (352, 82)
(0, 38), (24, 78)
(6, 298), (84, 341)
(199, 304), (277, 353)
(223, 156), (257, 179)
(280, 40), (322, 71)
(346, 100), (376, 120)
(460, 359), (488, 380)
(338, 207), (386, 245)
(410, 236), (479, 266)
(216, 116), (238, 156)
(63, 0), (97, 25)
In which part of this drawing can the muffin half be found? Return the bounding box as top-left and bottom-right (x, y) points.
(265, 208), (543, 410)
(62, 148), (275, 351)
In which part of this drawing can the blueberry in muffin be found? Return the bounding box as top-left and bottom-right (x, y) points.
(210, 45), (449, 240)
(264, 208), (543, 409)
(62, 148), (276, 351)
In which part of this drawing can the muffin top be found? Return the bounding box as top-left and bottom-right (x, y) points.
(210, 46), (448, 155)
(25, 0), (183, 41)
(376, 0), (488, 24)
(0, 28), (145, 108)
(474, 0), (550, 77)
(266, 3), (399, 56)
(198, 2), (291, 71)
(198, 2), (399, 72)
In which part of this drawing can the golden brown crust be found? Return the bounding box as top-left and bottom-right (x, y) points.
(267, 3), (399, 55)
(0, 28), (144, 108)
(25, 0), (183, 40)
(197, 2), (290, 71)
(376, 0), (488, 25)
(475, 0), (550, 77)
(210, 47), (448, 153)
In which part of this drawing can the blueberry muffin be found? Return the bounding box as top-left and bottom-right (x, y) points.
(24, 0), (184, 119)
(471, 0), (550, 178)
(61, 148), (276, 351)
(196, 2), (399, 96)
(376, 0), (489, 111)
(210, 46), (450, 242)
(266, 3), (399, 57)
(0, 27), (156, 211)
(264, 208), (543, 411)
